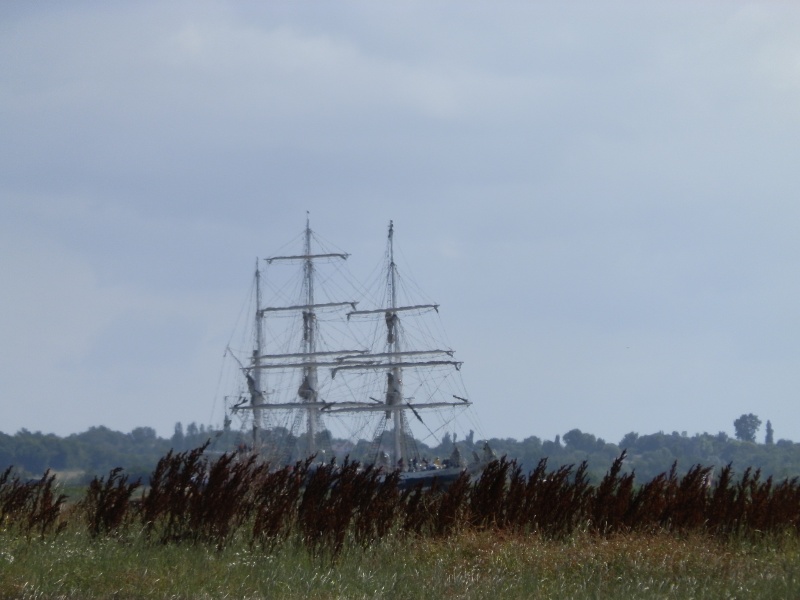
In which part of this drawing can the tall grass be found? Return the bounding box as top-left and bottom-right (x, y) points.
(5, 448), (800, 552)
(0, 466), (67, 539)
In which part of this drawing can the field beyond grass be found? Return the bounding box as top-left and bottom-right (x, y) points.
(2, 528), (799, 599)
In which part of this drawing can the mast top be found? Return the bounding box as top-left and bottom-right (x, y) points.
(388, 220), (395, 265)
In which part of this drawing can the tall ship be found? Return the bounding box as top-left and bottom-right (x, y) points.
(220, 217), (490, 482)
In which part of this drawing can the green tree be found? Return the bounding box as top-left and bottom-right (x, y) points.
(765, 420), (774, 445)
(13, 430), (49, 474)
(171, 422), (184, 449)
(130, 427), (156, 445)
(619, 432), (639, 449)
(733, 413), (761, 443)
(563, 429), (604, 453)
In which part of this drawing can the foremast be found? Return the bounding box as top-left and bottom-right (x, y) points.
(347, 221), (470, 470)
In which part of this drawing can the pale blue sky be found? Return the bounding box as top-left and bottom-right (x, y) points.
(2, 2), (800, 445)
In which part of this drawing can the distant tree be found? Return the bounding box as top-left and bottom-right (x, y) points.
(733, 413), (761, 443)
(633, 432), (669, 453)
(439, 432), (454, 455)
(171, 422), (184, 448)
(563, 429), (604, 453)
(619, 432), (639, 449)
(13, 431), (49, 474)
(0, 432), (14, 468)
(541, 439), (559, 456)
(765, 420), (774, 445)
(130, 427), (156, 444)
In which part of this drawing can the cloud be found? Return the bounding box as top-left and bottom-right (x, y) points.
(2, 2), (800, 444)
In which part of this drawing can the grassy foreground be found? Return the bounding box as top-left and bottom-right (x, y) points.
(5, 449), (800, 598)
(2, 528), (799, 599)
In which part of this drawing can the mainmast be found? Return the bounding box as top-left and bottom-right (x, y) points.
(344, 221), (468, 469)
(300, 215), (321, 456)
(386, 221), (405, 468)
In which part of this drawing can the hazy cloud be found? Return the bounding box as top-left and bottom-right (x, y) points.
(2, 2), (800, 443)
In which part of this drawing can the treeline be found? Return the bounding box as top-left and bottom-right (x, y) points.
(485, 428), (800, 483)
(3, 418), (800, 483)
(0, 424), (214, 482)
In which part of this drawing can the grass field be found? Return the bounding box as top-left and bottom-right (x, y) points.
(2, 527), (799, 599)
(3, 449), (800, 598)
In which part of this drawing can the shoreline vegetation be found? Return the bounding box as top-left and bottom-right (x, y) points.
(2, 446), (800, 598)
(3, 417), (800, 486)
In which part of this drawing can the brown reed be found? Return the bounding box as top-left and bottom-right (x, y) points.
(0, 466), (67, 538)
(6, 447), (800, 556)
(80, 466), (141, 537)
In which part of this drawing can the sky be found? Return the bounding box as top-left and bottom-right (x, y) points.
(2, 2), (800, 446)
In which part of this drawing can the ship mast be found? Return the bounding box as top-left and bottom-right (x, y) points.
(300, 215), (321, 456)
(342, 221), (468, 468)
(386, 221), (405, 468)
(256, 214), (349, 459)
(251, 260), (265, 448)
